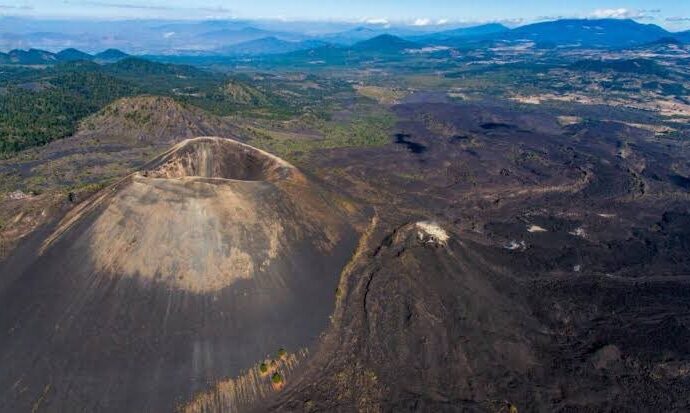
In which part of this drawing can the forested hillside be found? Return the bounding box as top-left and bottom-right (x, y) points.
(0, 59), (287, 154)
(0, 71), (139, 152)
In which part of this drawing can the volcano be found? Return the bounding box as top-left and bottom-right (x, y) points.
(0, 137), (363, 412)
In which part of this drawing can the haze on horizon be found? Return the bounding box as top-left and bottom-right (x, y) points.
(1, 0), (690, 31)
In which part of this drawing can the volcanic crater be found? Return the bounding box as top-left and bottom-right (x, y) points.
(0, 136), (364, 412)
(144, 136), (293, 182)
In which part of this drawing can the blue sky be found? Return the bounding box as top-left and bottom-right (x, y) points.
(2, 1), (690, 30)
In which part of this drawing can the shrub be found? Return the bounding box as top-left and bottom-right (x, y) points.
(271, 372), (283, 384)
(277, 348), (287, 358)
(259, 362), (268, 373)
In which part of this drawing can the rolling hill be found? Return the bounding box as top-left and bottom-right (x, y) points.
(55, 48), (94, 62)
(0, 48), (128, 65)
(2, 48), (57, 65)
(104, 57), (204, 77)
(76, 96), (238, 145)
(352, 34), (421, 52)
(94, 48), (130, 62)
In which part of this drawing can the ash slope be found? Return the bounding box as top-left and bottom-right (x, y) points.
(0, 137), (364, 412)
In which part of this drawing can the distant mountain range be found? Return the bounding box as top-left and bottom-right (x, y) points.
(0, 48), (129, 65)
(1, 18), (689, 61)
(196, 27), (306, 46)
(320, 27), (422, 45)
(218, 37), (328, 56)
(500, 19), (673, 48)
(409, 23), (510, 43)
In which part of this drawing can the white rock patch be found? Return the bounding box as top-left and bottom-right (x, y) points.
(569, 227), (586, 238)
(416, 221), (450, 246)
(7, 190), (31, 200)
(505, 240), (527, 251)
(527, 225), (548, 233)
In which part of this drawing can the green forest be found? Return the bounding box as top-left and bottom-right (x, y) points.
(0, 59), (293, 154)
(0, 71), (139, 152)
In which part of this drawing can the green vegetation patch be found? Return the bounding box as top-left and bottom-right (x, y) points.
(271, 372), (283, 384)
(248, 110), (396, 160)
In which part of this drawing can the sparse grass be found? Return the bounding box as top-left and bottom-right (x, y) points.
(68, 181), (110, 194)
(123, 109), (152, 125)
(394, 172), (425, 181)
(401, 74), (452, 89)
(355, 85), (407, 104)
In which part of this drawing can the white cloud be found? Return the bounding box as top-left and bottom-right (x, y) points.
(536, 15), (565, 21)
(498, 18), (524, 25)
(436, 19), (449, 25)
(0, 3), (33, 9)
(590, 8), (655, 20)
(79, 1), (173, 10)
(364, 17), (389, 25)
(666, 16), (690, 22)
(412, 18), (432, 26)
(591, 8), (634, 18)
(63, 1), (233, 16)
